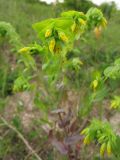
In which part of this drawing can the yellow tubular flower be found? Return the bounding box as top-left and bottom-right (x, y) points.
(71, 22), (77, 32)
(79, 18), (86, 25)
(45, 29), (52, 38)
(94, 27), (102, 39)
(19, 47), (30, 53)
(59, 32), (68, 42)
(91, 79), (98, 90)
(49, 39), (55, 53)
(83, 135), (90, 145)
(80, 128), (89, 135)
(100, 143), (106, 157)
(101, 18), (107, 28)
(107, 141), (112, 156)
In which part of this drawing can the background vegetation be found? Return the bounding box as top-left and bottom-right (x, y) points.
(0, 0), (120, 160)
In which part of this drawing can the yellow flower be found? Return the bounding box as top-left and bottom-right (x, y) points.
(71, 22), (77, 32)
(49, 39), (55, 53)
(101, 18), (107, 28)
(107, 141), (112, 156)
(59, 32), (68, 42)
(94, 27), (102, 39)
(45, 29), (52, 38)
(80, 128), (89, 135)
(110, 96), (120, 109)
(100, 143), (106, 157)
(19, 47), (30, 53)
(79, 18), (86, 25)
(83, 135), (90, 145)
(91, 79), (98, 90)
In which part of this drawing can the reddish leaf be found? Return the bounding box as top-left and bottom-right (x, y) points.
(42, 124), (53, 138)
(58, 118), (70, 128)
(51, 138), (68, 155)
(58, 108), (73, 128)
(69, 118), (78, 133)
(64, 134), (82, 145)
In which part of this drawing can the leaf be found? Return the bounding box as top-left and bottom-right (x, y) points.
(33, 17), (73, 41)
(64, 134), (81, 145)
(12, 116), (21, 130)
(112, 136), (120, 157)
(110, 96), (120, 109)
(20, 53), (36, 69)
(58, 109), (72, 128)
(42, 124), (52, 135)
(104, 65), (120, 79)
(61, 10), (86, 21)
(104, 58), (120, 79)
(69, 118), (78, 133)
(50, 109), (65, 114)
(92, 86), (108, 102)
(51, 139), (68, 155)
(13, 75), (31, 92)
(33, 18), (54, 34)
(114, 58), (120, 65)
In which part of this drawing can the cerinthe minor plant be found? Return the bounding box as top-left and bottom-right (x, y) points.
(13, 7), (120, 159)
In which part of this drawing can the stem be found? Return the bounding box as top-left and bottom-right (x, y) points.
(2, 67), (8, 97)
(58, 113), (68, 136)
(99, 102), (103, 120)
(0, 116), (42, 160)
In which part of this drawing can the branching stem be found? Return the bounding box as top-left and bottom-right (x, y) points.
(0, 116), (42, 160)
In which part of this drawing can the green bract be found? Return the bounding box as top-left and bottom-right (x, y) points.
(111, 96), (120, 109)
(33, 8), (107, 55)
(86, 7), (107, 29)
(81, 119), (117, 157)
(104, 58), (120, 79)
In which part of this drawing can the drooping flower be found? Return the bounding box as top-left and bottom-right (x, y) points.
(91, 79), (98, 90)
(100, 143), (106, 157)
(49, 38), (55, 53)
(71, 22), (77, 32)
(94, 27), (102, 39)
(83, 135), (90, 145)
(107, 141), (112, 156)
(45, 29), (52, 38)
(19, 47), (30, 53)
(101, 18), (107, 28)
(78, 18), (86, 25)
(59, 32), (68, 42)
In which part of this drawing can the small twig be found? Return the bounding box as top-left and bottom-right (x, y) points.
(0, 116), (42, 160)
(58, 112), (68, 136)
(78, 118), (89, 133)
